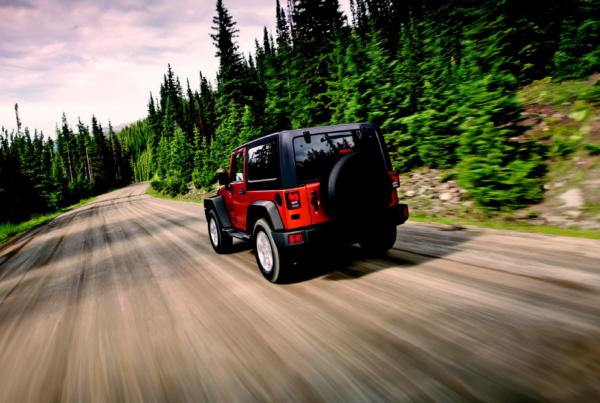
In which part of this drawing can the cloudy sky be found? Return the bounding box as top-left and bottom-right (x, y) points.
(1, 0), (351, 137)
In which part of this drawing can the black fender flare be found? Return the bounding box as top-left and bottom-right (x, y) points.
(247, 201), (284, 232)
(204, 195), (232, 228)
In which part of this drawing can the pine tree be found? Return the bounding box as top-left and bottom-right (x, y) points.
(552, 0), (600, 80)
(289, 0), (345, 127)
(107, 121), (125, 186)
(211, 0), (245, 106)
(325, 25), (351, 124)
(39, 137), (54, 208)
(76, 118), (93, 183)
(199, 136), (216, 189)
(276, 0), (291, 49)
(199, 71), (217, 143)
(157, 135), (170, 179)
(264, 0), (297, 131)
(211, 101), (244, 170)
(169, 124), (193, 184)
(51, 124), (72, 207)
(456, 29), (547, 212)
(263, 27), (272, 55)
(90, 115), (108, 189)
(162, 97), (177, 139)
(406, 14), (462, 169)
(185, 78), (199, 139)
(147, 93), (161, 149)
(239, 105), (262, 144)
(336, 28), (371, 123)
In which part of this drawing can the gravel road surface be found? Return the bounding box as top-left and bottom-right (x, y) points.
(1, 182), (599, 402)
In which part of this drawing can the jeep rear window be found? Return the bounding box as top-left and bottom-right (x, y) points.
(293, 129), (384, 183)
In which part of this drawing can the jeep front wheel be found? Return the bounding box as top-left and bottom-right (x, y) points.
(253, 218), (287, 283)
(208, 210), (232, 254)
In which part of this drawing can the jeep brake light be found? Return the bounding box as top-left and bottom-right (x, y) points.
(285, 190), (301, 209)
(288, 233), (303, 244)
(390, 172), (400, 188)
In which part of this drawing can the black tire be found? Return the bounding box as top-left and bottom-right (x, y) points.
(208, 210), (232, 254)
(359, 223), (397, 255)
(320, 152), (390, 222)
(253, 218), (288, 283)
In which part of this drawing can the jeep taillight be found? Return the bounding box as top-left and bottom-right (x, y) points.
(390, 172), (400, 188)
(285, 190), (301, 209)
(289, 233), (303, 244)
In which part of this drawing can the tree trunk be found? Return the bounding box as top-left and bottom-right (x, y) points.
(197, 101), (205, 139)
(66, 144), (74, 182)
(85, 145), (93, 182)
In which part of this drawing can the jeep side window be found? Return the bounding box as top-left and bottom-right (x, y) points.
(247, 142), (278, 182)
(230, 152), (244, 183)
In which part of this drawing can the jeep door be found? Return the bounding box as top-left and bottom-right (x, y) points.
(229, 149), (249, 230)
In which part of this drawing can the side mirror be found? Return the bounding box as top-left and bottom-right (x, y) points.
(218, 172), (230, 187)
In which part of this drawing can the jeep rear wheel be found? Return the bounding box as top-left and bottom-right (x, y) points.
(253, 219), (288, 283)
(359, 223), (397, 255)
(208, 210), (232, 254)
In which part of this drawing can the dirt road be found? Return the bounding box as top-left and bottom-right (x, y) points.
(1, 183), (599, 402)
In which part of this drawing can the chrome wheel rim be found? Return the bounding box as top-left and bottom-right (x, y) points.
(256, 232), (273, 272)
(210, 218), (219, 246)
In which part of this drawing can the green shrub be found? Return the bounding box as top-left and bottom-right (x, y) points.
(161, 176), (178, 197)
(519, 79), (599, 106)
(457, 156), (546, 212)
(440, 171), (457, 182)
(178, 179), (188, 195)
(581, 85), (600, 103)
(585, 143), (600, 156)
(150, 177), (163, 193)
(150, 174), (190, 198)
(552, 132), (581, 159)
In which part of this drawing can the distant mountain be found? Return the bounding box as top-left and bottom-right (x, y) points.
(102, 122), (133, 135)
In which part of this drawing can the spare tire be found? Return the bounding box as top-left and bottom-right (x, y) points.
(320, 152), (391, 221)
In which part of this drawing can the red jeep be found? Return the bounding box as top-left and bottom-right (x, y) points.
(205, 123), (409, 282)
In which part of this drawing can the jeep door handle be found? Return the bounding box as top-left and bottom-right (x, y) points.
(239, 189), (246, 196)
(311, 190), (319, 211)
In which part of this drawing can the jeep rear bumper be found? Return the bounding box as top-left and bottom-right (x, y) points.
(271, 204), (409, 251)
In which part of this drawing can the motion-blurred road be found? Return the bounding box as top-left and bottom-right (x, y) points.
(1, 183), (599, 402)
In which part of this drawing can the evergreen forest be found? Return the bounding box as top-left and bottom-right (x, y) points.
(0, 106), (130, 225)
(2, 0), (600, 226)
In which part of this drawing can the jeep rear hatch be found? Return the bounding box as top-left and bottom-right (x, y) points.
(293, 128), (390, 225)
(293, 128), (386, 184)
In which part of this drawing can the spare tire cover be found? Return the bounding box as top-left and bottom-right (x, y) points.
(320, 152), (391, 221)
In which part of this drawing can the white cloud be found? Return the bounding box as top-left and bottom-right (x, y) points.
(0, 0), (351, 137)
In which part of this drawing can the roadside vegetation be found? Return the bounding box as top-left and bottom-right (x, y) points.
(0, 197), (97, 245)
(146, 179), (216, 204)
